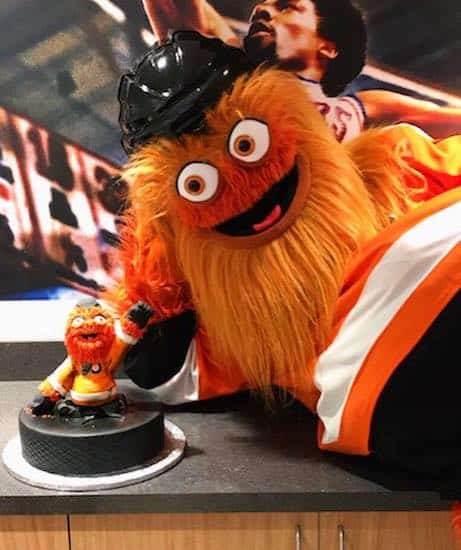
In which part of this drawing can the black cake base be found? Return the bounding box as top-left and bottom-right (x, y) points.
(19, 398), (164, 476)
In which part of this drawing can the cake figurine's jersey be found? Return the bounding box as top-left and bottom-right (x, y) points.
(299, 77), (366, 143)
(39, 329), (132, 406)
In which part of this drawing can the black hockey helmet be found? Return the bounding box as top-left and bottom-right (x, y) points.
(118, 30), (255, 154)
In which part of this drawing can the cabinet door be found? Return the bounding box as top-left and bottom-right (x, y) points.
(0, 515), (69, 550)
(70, 512), (318, 550)
(320, 511), (457, 550)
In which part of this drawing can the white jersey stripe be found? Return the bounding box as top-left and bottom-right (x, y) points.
(315, 200), (461, 445)
(149, 340), (199, 405)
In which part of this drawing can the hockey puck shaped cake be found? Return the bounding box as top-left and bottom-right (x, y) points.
(19, 401), (164, 476)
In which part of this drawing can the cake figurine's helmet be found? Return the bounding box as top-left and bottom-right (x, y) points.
(118, 30), (254, 154)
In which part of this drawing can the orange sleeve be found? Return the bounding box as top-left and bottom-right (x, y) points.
(39, 357), (75, 398)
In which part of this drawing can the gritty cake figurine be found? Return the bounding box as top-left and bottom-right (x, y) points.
(2, 298), (186, 491)
(28, 297), (152, 421)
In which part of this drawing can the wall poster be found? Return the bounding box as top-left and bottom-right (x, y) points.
(0, 0), (459, 340)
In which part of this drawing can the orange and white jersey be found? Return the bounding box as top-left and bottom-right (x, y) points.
(39, 319), (140, 406)
(142, 189), (461, 437)
(314, 187), (461, 455)
(299, 78), (366, 143)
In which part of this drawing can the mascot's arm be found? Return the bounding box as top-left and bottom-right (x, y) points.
(107, 215), (196, 389)
(109, 216), (193, 322)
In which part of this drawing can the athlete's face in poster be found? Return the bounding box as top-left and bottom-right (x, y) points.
(244, 0), (322, 70)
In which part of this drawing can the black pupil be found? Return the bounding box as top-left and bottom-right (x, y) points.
(188, 179), (202, 193)
(238, 139), (251, 153)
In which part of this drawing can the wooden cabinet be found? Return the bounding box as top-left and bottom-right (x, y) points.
(0, 515), (69, 550)
(69, 511), (460, 549)
(70, 513), (318, 550)
(0, 512), (458, 549)
(319, 511), (457, 550)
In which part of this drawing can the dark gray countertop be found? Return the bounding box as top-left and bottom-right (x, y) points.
(0, 378), (452, 516)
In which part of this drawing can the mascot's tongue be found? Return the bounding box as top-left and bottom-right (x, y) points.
(252, 204), (282, 232)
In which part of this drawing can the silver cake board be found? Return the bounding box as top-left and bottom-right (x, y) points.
(2, 419), (185, 492)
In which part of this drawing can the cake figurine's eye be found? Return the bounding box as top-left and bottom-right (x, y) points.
(176, 162), (219, 203)
(71, 316), (84, 328)
(228, 119), (270, 163)
(94, 315), (107, 325)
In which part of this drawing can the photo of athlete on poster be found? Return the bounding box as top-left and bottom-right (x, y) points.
(143, 0), (461, 141)
(0, 0), (460, 341)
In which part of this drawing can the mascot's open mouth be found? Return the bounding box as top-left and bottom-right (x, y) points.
(215, 164), (299, 236)
(80, 333), (98, 341)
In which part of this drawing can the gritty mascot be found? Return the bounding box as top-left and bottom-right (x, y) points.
(113, 32), (460, 480)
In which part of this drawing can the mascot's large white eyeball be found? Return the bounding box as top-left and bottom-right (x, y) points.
(228, 119), (270, 163)
(176, 162), (219, 202)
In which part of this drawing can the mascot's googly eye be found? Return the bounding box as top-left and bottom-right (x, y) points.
(228, 119), (270, 163)
(71, 316), (84, 328)
(94, 315), (107, 325)
(177, 162), (219, 203)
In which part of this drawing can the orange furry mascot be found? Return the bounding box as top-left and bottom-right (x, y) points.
(113, 32), (461, 482)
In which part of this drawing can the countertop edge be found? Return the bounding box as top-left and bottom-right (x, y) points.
(0, 492), (453, 516)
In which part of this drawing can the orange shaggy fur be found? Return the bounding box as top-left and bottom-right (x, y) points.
(109, 68), (416, 400)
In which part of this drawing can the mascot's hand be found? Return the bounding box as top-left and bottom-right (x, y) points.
(123, 310), (196, 390)
(28, 394), (56, 416)
(127, 301), (155, 329)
